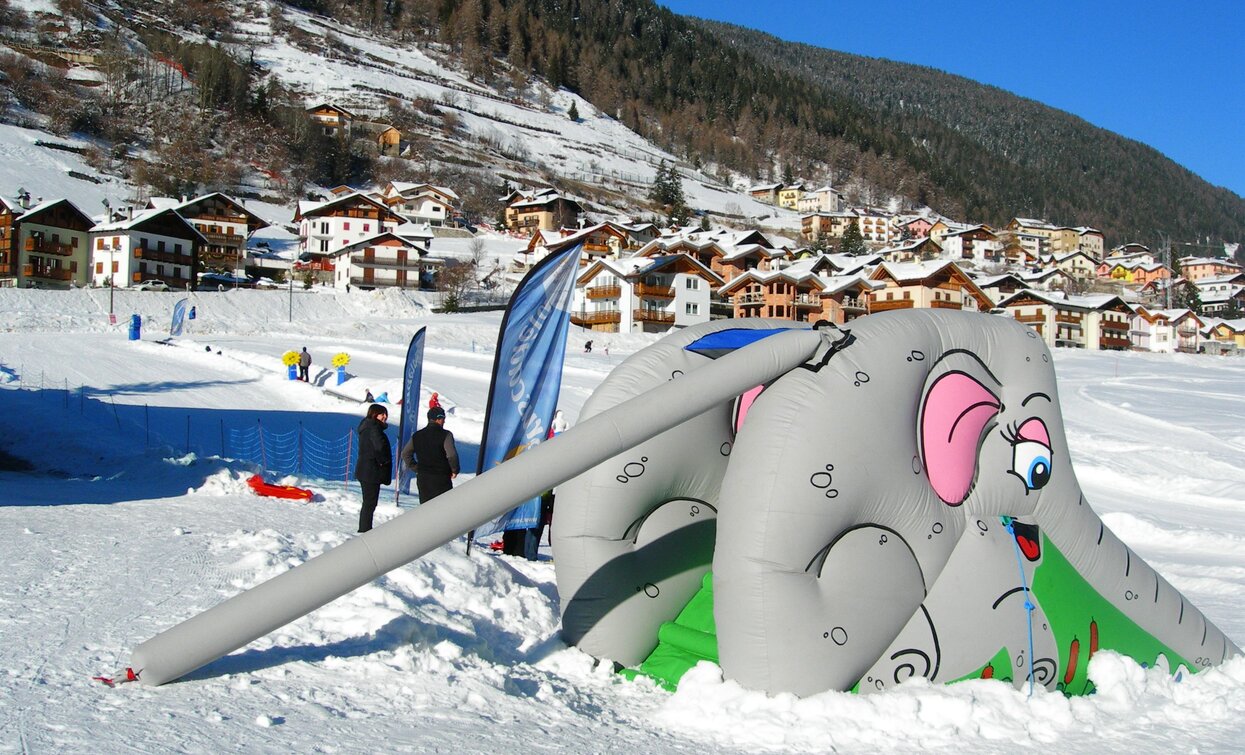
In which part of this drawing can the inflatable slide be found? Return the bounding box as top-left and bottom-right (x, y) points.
(131, 311), (1237, 698)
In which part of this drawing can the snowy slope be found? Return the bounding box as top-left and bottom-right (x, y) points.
(2, 289), (1245, 753)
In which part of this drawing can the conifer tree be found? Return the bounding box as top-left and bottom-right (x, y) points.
(839, 220), (866, 255)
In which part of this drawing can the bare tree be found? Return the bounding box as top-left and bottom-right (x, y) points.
(438, 260), (475, 311)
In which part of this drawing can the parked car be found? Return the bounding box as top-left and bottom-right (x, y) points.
(134, 280), (169, 291)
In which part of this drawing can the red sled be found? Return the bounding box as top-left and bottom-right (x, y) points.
(247, 474), (314, 501)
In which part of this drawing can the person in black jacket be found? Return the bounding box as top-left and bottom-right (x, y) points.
(354, 403), (393, 533)
(401, 406), (459, 503)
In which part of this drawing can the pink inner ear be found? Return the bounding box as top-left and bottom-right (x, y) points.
(922, 372), (1001, 505)
(735, 384), (764, 432)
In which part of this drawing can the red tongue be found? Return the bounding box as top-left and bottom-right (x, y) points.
(1017, 534), (1041, 561)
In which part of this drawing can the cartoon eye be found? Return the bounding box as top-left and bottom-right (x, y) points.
(1011, 441), (1052, 490)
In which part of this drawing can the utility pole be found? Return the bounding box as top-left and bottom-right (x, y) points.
(288, 271), (293, 323)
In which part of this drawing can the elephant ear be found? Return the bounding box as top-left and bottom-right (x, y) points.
(920, 370), (1001, 506)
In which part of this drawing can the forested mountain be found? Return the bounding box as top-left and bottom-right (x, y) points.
(690, 18), (1245, 250)
(4, 0), (1240, 253)
(400, 0), (1242, 247)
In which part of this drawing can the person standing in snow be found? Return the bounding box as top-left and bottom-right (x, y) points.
(401, 406), (459, 504)
(583, 340), (593, 354)
(354, 404), (393, 533)
(298, 347), (312, 382)
(428, 392), (441, 410)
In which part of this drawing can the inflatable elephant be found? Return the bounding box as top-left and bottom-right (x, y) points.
(554, 310), (1239, 697)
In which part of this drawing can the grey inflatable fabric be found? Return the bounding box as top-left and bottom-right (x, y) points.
(555, 310), (1239, 696)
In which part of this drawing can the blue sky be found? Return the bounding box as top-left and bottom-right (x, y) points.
(660, 0), (1245, 199)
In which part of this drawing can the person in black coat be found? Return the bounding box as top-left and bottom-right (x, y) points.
(401, 406), (459, 503)
(354, 403), (393, 533)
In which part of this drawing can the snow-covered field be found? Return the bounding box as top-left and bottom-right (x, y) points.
(2, 288), (1245, 753)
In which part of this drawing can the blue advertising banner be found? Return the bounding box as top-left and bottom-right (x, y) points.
(395, 327), (426, 503)
(170, 298), (189, 337)
(473, 242), (583, 537)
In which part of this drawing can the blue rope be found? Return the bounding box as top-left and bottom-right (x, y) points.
(1003, 516), (1037, 698)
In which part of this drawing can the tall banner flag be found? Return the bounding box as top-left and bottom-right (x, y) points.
(472, 241), (583, 543)
(170, 298), (189, 337)
(395, 327), (427, 505)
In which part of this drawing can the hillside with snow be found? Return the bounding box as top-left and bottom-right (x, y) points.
(2, 289), (1245, 752)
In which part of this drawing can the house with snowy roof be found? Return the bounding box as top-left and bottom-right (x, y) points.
(324, 228), (440, 292)
(0, 195), (23, 285)
(718, 258), (881, 324)
(1129, 306), (1204, 353)
(748, 182), (782, 204)
(867, 260), (993, 314)
(380, 182), (460, 227)
(796, 185), (843, 214)
(90, 206), (207, 289)
(145, 193), (269, 276)
(570, 253), (722, 334)
(996, 289), (1132, 350)
(877, 237), (943, 264)
(1178, 256), (1243, 282)
(306, 103), (355, 137)
(500, 188), (582, 232)
(294, 193), (403, 283)
(1202, 318), (1245, 352)
(940, 225), (1001, 263)
(13, 198), (95, 290)
(777, 183), (806, 210)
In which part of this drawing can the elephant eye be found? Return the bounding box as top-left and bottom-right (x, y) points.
(1011, 441), (1053, 490)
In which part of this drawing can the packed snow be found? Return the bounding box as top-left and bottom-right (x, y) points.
(2, 288), (1245, 753)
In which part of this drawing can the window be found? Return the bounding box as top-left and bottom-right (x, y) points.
(95, 262), (103, 274)
(112, 261), (118, 274)
(686, 302), (699, 315)
(685, 278), (699, 290)
(96, 238), (104, 250)
(343, 222), (351, 231)
(320, 222), (329, 234)
(364, 224), (370, 232)
(175, 244), (182, 254)
(157, 240), (166, 252)
(319, 239), (329, 253)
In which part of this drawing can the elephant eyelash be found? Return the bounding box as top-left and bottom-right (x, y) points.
(1000, 422), (1021, 445)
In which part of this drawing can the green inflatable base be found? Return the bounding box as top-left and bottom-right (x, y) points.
(621, 523), (1196, 696)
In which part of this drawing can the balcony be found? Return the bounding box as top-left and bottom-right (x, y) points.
(869, 298), (915, 312)
(635, 282), (675, 299)
(930, 299), (963, 310)
(25, 238), (75, 256)
(794, 293), (822, 308)
(349, 276), (427, 290)
(840, 297), (867, 311)
(139, 247), (194, 266)
(202, 231), (245, 245)
(584, 243), (611, 253)
(24, 265), (72, 281)
(735, 291), (764, 306)
(634, 308), (675, 324)
(1055, 313), (1082, 327)
(349, 255), (424, 271)
(1099, 335), (1130, 350)
(586, 284), (621, 300)
(571, 309), (621, 326)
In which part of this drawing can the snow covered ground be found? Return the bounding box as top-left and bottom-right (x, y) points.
(2, 289), (1245, 753)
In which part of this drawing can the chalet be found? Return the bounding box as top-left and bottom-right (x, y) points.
(973, 273), (1029, 308)
(719, 263), (880, 324)
(1108, 243), (1153, 260)
(877, 237), (942, 263)
(1203, 318), (1245, 351)
(1129, 306), (1203, 353)
(635, 228), (786, 286)
(1098, 259), (1170, 287)
(747, 182), (781, 204)
(1044, 250), (1099, 280)
(90, 207), (206, 290)
(570, 253), (722, 334)
(867, 261), (993, 314)
(800, 208), (895, 247)
(353, 122), (402, 156)
(147, 193), (269, 276)
(1194, 273), (1245, 297)
(381, 182), (460, 226)
(777, 183), (805, 210)
(14, 198), (94, 289)
(294, 193), (403, 283)
(0, 195), (22, 285)
(306, 103), (355, 137)
(1199, 285), (1245, 316)
(996, 290), (1132, 350)
(796, 185), (843, 214)
(326, 230), (440, 292)
(897, 215), (935, 240)
(940, 226), (1000, 263)
(1181, 256), (1244, 282)
(1017, 267), (1076, 292)
(501, 188), (582, 232)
